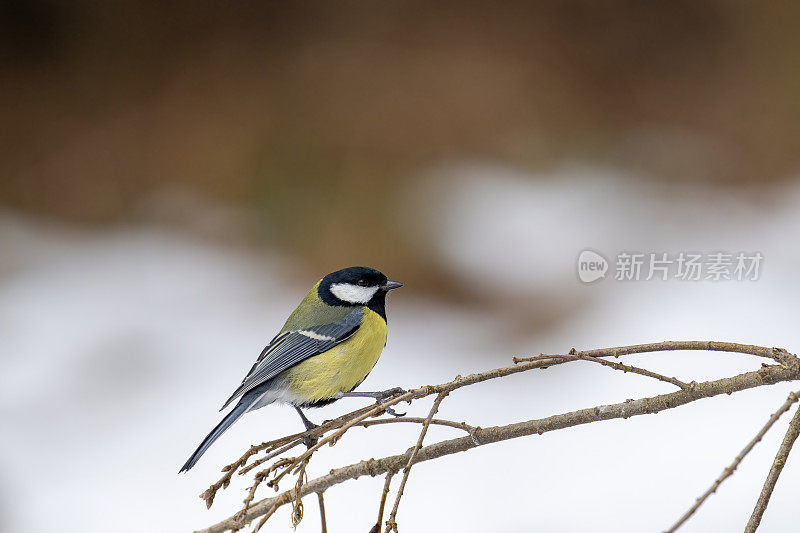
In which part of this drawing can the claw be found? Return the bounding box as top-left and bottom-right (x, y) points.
(384, 405), (406, 417)
(376, 387), (408, 416)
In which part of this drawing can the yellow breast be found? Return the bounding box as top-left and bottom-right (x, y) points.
(283, 308), (387, 403)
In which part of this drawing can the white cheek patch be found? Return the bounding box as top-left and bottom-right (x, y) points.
(330, 282), (379, 304)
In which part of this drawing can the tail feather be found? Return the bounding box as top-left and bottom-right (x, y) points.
(179, 398), (252, 473)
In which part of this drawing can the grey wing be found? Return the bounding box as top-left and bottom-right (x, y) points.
(219, 308), (364, 410)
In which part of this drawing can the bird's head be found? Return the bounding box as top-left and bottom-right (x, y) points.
(318, 266), (403, 306)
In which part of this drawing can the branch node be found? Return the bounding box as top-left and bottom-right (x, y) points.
(470, 427), (482, 446)
(366, 458), (380, 477)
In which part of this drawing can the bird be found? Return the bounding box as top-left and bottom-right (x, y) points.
(179, 266), (403, 472)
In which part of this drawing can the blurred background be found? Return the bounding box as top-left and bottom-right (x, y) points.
(3, 2), (800, 532)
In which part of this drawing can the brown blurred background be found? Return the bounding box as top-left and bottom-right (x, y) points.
(3, 1), (800, 290)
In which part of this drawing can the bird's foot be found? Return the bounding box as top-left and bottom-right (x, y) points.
(300, 419), (319, 448)
(376, 387), (408, 417)
(374, 387), (407, 402)
(302, 433), (319, 449)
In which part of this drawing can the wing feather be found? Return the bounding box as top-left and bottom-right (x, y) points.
(220, 308), (363, 410)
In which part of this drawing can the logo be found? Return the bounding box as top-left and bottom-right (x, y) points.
(577, 249), (608, 283)
(576, 249), (763, 283)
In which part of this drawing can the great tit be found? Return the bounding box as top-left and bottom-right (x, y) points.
(180, 266), (403, 472)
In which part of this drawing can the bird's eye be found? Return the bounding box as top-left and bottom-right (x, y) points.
(357, 279), (369, 286)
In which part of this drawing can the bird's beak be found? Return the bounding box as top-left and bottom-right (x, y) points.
(382, 280), (404, 291)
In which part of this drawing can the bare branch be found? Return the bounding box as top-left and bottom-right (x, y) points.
(203, 340), (794, 508)
(560, 341), (791, 363)
(666, 390), (800, 532)
(745, 400), (800, 532)
(195, 351), (800, 533)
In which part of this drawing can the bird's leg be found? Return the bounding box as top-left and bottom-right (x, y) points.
(338, 387), (407, 401)
(293, 406), (319, 448)
(335, 387), (408, 417)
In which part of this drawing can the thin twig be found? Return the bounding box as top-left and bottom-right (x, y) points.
(666, 391), (800, 532)
(290, 457), (311, 527)
(385, 392), (449, 532)
(358, 417), (476, 433)
(521, 352), (690, 389)
(239, 457), (294, 519)
(371, 470), (395, 533)
(559, 341), (789, 363)
(317, 492), (327, 533)
(251, 492), (291, 532)
(201, 442), (281, 509)
(238, 440), (303, 476)
(744, 400), (800, 532)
